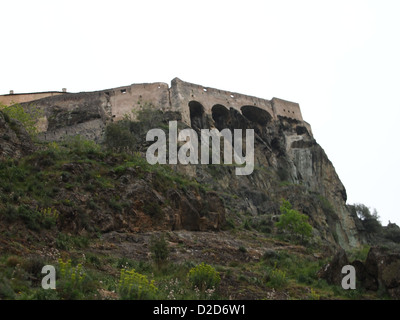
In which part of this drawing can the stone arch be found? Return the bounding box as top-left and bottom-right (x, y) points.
(188, 100), (206, 130)
(241, 105), (272, 126)
(211, 104), (229, 131)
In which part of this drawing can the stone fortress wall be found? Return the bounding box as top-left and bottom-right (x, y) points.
(0, 78), (312, 139)
(0, 91), (67, 106)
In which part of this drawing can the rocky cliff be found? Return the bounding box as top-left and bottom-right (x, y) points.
(180, 108), (363, 250)
(13, 84), (365, 251)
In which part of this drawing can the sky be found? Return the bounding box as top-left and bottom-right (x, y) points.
(1, 0), (399, 226)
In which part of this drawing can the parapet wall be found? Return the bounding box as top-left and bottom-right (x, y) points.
(272, 97), (303, 121)
(0, 91), (67, 106)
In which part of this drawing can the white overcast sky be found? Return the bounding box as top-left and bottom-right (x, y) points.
(1, 0), (399, 226)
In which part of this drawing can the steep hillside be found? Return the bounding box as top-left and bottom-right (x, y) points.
(24, 91), (363, 250)
(1, 93), (400, 300)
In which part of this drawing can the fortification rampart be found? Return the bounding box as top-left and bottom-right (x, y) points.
(1, 78), (310, 140)
(170, 78), (278, 125)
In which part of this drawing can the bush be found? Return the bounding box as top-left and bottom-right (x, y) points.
(55, 233), (89, 250)
(348, 203), (382, 233)
(103, 120), (137, 153)
(1, 204), (58, 230)
(318, 195), (336, 216)
(17, 205), (40, 231)
(150, 234), (169, 268)
(62, 135), (101, 155)
(187, 263), (220, 292)
(275, 199), (312, 243)
(118, 269), (158, 300)
(0, 277), (16, 299)
(56, 259), (91, 300)
(37, 207), (59, 229)
(265, 264), (288, 288)
(348, 245), (370, 262)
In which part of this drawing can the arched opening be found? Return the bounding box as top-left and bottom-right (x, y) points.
(241, 105), (272, 126)
(188, 100), (206, 130)
(211, 104), (229, 131)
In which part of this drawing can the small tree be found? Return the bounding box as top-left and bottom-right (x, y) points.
(348, 203), (382, 233)
(275, 199), (312, 243)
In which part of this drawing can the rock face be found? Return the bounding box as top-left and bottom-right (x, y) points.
(319, 247), (400, 299)
(0, 111), (35, 160)
(17, 79), (365, 249)
(183, 110), (362, 250)
(53, 159), (226, 234)
(32, 92), (111, 142)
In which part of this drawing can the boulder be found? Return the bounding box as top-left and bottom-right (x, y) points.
(363, 247), (400, 298)
(317, 248), (349, 286)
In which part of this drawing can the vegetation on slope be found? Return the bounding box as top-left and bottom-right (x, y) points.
(0, 103), (399, 300)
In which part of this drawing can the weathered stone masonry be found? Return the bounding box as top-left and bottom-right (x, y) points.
(0, 78), (313, 141)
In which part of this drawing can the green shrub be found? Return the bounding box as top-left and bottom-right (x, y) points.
(22, 256), (47, 283)
(37, 207), (59, 229)
(251, 217), (272, 234)
(348, 245), (370, 262)
(63, 135), (101, 155)
(308, 288), (320, 300)
(58, 259), (85, 282)
(238, 246), (247, 253)
(17, 205), (40, 231)
(318, 195), (335, 216)
(55, 233), (89, 250)
(150, 234), (169, 268)
(1, 204), (58, 230)
(223, 217), (236, 230)
(1, 109), (10, 123)
(0, 277), (16, 299)
(115, 257), (136, 270)
(85, 253), (101, 268)
(56, 259), (91, 299)
(118, 269), (158, 300)
(187, 263), (221, 292)
(103, 120), (137, 153)
(265, 264), (288, 288)
(348, 203), (382, 233)
(242, 218), (252, 230)
(275, 199), (312, 243)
